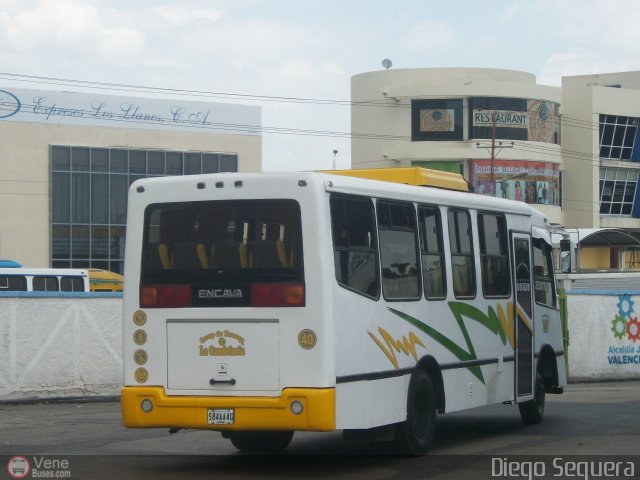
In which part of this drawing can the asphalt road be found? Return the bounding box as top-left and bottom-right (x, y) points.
(1, 381), (639, 479)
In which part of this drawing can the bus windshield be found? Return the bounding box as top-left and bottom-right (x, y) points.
(140, 199), (304, 307)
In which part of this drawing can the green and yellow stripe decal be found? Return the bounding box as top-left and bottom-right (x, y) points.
(385, 301), (530, 385)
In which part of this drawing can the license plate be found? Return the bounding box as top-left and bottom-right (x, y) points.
(207, 408), (234, 425)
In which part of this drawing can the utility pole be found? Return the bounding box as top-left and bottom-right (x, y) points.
(475, 110), (514, 197)
(490, 111), (496, 189)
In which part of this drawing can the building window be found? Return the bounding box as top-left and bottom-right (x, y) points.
(599, 167), (639, 215)
(599, 115), (639, 161)
(51, 146), (239, 274)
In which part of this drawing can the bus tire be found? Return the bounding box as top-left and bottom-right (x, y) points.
(392, 370), (436, 456)
(227, 431), (294, 453)
(518, 372), (545, 425)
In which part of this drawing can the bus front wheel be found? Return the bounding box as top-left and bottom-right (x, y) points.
(226, 431), (294, 453)
(392, 370), (437, 455)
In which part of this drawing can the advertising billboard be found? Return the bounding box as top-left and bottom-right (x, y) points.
(472, 159), (560, 206)
(411, 99), (463, 141)
(469, 97), (560, 145)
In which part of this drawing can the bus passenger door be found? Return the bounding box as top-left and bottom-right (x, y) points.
(511, 233), (534, 403)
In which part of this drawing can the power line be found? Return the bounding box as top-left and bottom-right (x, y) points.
(2, 73), (637, 222)
(0, 72), (392, 108)
(0, 71), (629, 133)
(2, 74), (637, 167)
(0, 101), (627, 166)
(0, 101), (413, 141)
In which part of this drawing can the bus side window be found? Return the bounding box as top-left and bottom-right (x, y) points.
(533, 238), (556, 307)
(330, 195), (379, 299)
(377, 202), (420, 300)
(0, 275), (27, 291)
(418, 206), (446, 300)
(33, 276), (59, 292)
(447, 209), (476, 298)
(478, 213), (510, 297)
(61, 276), (85, 292)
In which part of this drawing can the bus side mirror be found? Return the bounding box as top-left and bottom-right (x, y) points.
(560, 239), (571, 273)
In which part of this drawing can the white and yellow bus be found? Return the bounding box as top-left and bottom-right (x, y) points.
(0, 268), (89, 292)
(0, 267), (123, 293)
(121, 169), (566, 455)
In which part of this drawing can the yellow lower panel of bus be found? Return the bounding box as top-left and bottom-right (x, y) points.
(121, 386), (335, 431)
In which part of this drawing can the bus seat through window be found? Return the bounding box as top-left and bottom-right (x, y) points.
(158, 244), (171, 269)
(211, 241), (245, 269)
(196, 243), (209, 269)
(250, 241), (287, 268)
(171, 242), (207, 269)
(425, 260), (444, 298)
(274, 223), (288, 268)
(249, 223), (288, 269)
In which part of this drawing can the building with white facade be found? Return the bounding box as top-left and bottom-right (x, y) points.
(351, 68), (640, 270)
(0, 87), (261, 273)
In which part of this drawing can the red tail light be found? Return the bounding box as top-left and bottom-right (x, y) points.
(140, 285), (191, 308)
(251, 283), (305, 307)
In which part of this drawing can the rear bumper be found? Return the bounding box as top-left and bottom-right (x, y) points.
(121, 386), (335, 431)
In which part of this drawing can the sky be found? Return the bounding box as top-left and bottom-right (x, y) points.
(1, 0), (640, 171)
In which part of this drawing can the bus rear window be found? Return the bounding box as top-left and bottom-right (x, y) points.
(141, 199), (304, 307)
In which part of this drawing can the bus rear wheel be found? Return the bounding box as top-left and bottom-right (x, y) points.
(518, 372), (545, 425)
(226, 431), (294, 453)
(392, 370), (436, 455)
